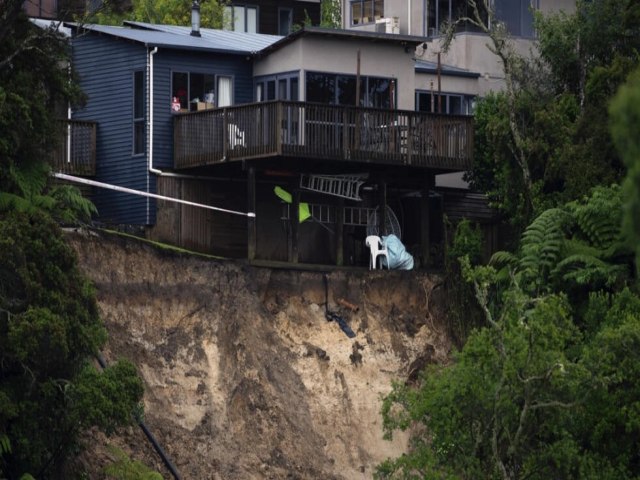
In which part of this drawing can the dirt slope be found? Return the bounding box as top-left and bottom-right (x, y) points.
(68, 231), (451, 479)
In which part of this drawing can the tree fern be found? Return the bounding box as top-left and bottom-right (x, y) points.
(518, 208), (570, 290)
(569, 185), (623, 250)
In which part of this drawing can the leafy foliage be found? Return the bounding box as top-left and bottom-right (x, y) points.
(103, 446), (162, 480)
(0, 211), (144, 478)
(378, 185), (639, 479)
(95, 0), (226, 28)
(609, 66), (640, 275)
(467, 0), (639, 229)
(320, 0), (341, 28)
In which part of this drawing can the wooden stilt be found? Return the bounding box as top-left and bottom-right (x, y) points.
(420, 173), (435, 268)
(247, 166), (256, 261)
(336, 198), (344, 266)
(290, 180), (300, 263)
(378, 180), (387, 236)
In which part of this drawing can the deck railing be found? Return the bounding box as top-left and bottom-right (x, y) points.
(174, 101), (473, 171)
(51, 119), (97, 176)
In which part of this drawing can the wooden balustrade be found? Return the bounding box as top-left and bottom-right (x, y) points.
(51, 119), (97, 176)
(174, 101), (473, 171)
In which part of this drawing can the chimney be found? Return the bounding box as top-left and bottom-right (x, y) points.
(191, 0), (201, 37)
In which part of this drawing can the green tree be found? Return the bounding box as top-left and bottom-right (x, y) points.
(378, 185), (639, 480)
(320, 0), (341, 28)
(0, 211), (144, 478)
(464, 0), (639, 228)
(96, 0), (226, 28)
(0, 5), (144, 478)
(0, 1), (95, 223)
(609, 66), (640, 275)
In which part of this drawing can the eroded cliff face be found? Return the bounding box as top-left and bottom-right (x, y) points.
(68, 231), (451, 479)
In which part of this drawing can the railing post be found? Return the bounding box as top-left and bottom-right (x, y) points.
(342, 108), (349, 160)
(406, 114), (413, 166)
(222, 108), (228, 160)
(276, 102), (283, 155)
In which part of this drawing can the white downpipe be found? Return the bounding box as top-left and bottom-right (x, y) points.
(408, 0), (412, 35)
(146, 46), (158, 224)
(146, 47), (226, 183)
(53, 173), (255, 217)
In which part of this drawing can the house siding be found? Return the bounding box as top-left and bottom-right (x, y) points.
(152, 49), (254, 170)
(71, 32), (152, 225)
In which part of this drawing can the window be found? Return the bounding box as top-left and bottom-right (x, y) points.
(278, 8), (292, 36)
(306, 72), (396, 109)
(415, 90), (475, 115)
(255, 73), (299, 101)
(425, 0), (489, 36)
(133, 70), (145, 155)
(224, 5), (258, 33)
(494, 0), (538, 37)
(171, 72), (218, 112)
(350, 0), (383, 25)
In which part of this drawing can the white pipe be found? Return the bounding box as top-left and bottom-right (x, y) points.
(53, 173), (255, 218)
(67, 64), (72, 164)
(147, 46), (158, 224)
(408, 0), (412, 35)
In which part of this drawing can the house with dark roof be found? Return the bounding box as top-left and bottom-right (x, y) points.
(59, 13), (474, 267)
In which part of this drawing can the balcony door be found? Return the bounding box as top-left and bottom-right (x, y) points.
(256, 74), (299, 145)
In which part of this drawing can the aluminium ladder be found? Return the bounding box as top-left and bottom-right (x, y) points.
(299, 174), (367, 201)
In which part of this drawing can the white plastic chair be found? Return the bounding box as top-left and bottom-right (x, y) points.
(365, 235), (389, 270)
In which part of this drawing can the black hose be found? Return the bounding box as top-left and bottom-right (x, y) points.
(96, 353), (182, 480)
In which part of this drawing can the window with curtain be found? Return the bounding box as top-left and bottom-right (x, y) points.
(217, 76), (233, 107)
(171, 72), (219, 112)
(133, 70), (145, 155)
(223, 5), (258, 33)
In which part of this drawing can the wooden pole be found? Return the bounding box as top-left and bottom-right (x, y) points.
(378, 179), (387, 236)
(247, 166), (257, 261)
(420, 173), (435, 268)
(437, 52), (442, 114)
(336, 198), (344, 266)
(290, 179), (300, 263)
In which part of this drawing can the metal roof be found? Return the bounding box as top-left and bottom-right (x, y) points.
(124, 21), (282, 53)
(415, 60), (480, 78)
(257, 26), (427, 57)
(66, 22), (281, 55)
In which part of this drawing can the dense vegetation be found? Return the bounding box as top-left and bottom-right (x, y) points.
(0, 2), (143, 478)
(378, 1), (640, 479)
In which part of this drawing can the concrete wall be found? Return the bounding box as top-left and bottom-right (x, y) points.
(255, 35), (417, 109)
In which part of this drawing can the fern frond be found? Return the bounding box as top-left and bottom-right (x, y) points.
(518, 208), (570, 283)
(554, 254), (628, 287)
(570, 185), (623, 249)
(489, 250), (517, 269)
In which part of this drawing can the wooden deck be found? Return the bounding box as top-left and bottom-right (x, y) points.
(174, 101), (473, 171)
(51, 119), (97, 176)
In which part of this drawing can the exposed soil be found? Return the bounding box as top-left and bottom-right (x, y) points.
(67, 230), (451, 479)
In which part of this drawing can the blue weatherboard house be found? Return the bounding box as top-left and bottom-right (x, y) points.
(62, 11), (475, 267)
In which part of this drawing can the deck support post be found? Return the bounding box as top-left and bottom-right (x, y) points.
(290, 179), (300, 263)
(336, 198), (344, 266)
(247, 166), (256, 261)
(378, 179), (387, 236)
(420, 173), (435, 268)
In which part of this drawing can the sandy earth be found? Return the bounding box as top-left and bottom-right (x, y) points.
(67, 231), (451, 479)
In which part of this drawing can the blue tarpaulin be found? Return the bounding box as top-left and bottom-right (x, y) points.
(380, 234), (414, 270)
